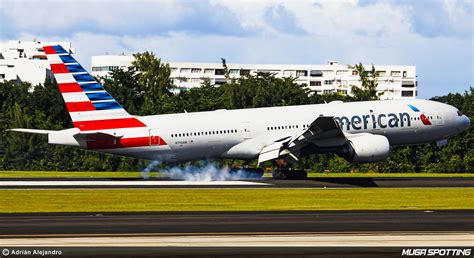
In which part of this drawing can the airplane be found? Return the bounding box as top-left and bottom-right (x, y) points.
(8, 45), (471, 179)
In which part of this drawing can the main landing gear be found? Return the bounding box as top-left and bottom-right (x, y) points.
(271, 167), (308, 179)
(271, 159), (307, 179)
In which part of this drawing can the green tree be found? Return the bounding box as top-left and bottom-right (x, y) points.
(131, 52), (172, 115)
(349, 63), (379, 101)
(102, 68), (144, 115)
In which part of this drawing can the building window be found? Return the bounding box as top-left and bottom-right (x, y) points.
(337, 89), (347, 95)
(402, 81), (415, 88)
(377, 70), (386, 76)
(204, 69), (214, 74)
(215, 69), (225, 75)
(240, 69), (250, 76)
(310, 70), (323, 77)
(180, 68), (191, 73)
(296, 70), (308, 77)
(229, 69), (239, 75)
(309, 81), (321, 86)
(170, 67), (178, 73)
(391, 71), (401, 77)
(191, 68), (201, 73)
(401, 91), (414, 97)
(403, 71), (407, 78)
(0, 74), (4, 79)
(215, 78), (226, 85)
(324, 80), (333, 85)
(352, 71), (358, 76)
(336, 70), (348, 76)
(257, 70), (272, 75)
(190, 78), (201, 84)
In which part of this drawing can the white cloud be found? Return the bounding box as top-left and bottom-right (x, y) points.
(1, 0), (191, 35)
(4, 0), (472, 98)
(209, 0), (278, 33)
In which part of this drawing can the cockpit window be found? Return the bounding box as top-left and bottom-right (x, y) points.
(457, 110), (463, 116)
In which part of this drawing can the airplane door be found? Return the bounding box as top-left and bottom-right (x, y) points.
(241, 122), (252, 140)
(435, 111), (444, 126)
(149, 129), (162, 145)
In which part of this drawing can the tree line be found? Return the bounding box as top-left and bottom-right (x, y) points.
(0, 52), (472, 172)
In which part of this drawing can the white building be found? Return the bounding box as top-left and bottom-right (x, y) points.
(0, 40), (74, 86)
(91, 55), (417, 100)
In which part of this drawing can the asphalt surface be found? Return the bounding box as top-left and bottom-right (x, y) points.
(1, 210), (472, 236)
(1, 177), (473, 188)
(2, 178), (472, 257)
(2, 210), (472, 257)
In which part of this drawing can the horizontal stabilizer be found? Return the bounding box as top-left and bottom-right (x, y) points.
(7, 128), (55, 135)
(73, 131), (123, 141)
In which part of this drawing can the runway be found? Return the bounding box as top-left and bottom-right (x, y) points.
(0, 177), (473, 188)
(1, 179), (472, 257)
(1, 210), (472, 236)
(1, 210), (472, 257)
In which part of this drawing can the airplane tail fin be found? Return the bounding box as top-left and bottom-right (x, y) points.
(43, 45), (146, 131)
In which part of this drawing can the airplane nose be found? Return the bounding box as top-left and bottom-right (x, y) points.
(461, 115), (470, 130)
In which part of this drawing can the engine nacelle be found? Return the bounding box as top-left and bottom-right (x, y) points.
(338, 134), (390, 163)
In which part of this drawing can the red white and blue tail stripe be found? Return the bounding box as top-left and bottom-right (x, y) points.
(43, 45), (147, 131)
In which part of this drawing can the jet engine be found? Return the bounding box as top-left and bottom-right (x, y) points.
(337, 134), (390, 163)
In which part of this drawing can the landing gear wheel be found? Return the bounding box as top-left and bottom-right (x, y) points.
(272, 168), (307, 180)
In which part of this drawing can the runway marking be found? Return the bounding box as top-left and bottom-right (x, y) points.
(0, 181), (271, 186)
(1, 233), (472, 247)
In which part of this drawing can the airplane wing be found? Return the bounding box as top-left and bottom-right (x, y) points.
(258, 116), (347, 164)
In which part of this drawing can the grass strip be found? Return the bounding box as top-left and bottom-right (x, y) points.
(1, 188), (472, 213)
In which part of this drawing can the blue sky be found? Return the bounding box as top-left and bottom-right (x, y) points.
(0, 0), (472, 99)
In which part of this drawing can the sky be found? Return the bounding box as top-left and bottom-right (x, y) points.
(0, 0), (472, 99)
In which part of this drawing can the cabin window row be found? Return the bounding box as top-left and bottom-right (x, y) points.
(267, 125), (302, 131)
(171, 129), (238, 138)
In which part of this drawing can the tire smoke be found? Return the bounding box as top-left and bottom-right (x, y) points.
(141, 161), (262, 181)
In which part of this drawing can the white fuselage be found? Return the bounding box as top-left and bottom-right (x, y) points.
(93, 99), (469, 162)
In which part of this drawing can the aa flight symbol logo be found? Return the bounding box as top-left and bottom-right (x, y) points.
(408, 104), (431, 125)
